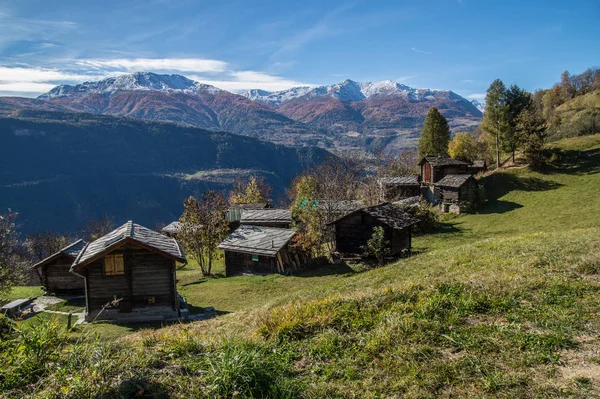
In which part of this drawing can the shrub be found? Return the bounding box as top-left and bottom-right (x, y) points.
(404, 201), (440, 234)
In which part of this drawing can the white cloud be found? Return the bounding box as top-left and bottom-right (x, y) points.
(77, 58), (228, 73)
(0, 82), (56, 92)
(467, 93), (486, 100)
(0, 66), (100, 83)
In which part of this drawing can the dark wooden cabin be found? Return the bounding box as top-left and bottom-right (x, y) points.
(468, 159), (487, 175)
(419, 157), (470, 184)
(379, 175), (421, 201)
(226, 203), (270, 230)
(436, 174), (479, 204)
(240, 209), (292, 228)
(70, 221), (186, 322)
(218, 225), (300, 276)
(32, 239), (87, 295)
(328, 203), (420, 256)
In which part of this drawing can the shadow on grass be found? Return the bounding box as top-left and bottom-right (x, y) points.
(422, 222), (463, 236)
(482, 173), (563, 200)
(540, 147), (600, 175)
(100, 375), (170, 399)
(187, 304), (230, 317)
(478, 199), (524, 215)
(294, 263), (357, 278)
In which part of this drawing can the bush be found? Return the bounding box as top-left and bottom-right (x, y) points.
(404, 201), (441, 234)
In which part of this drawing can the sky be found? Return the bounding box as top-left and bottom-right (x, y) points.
(0, 0), (598, 100)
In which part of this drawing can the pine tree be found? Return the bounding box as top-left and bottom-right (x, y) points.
(418, 107), (451, 158)
(502, 85), (532, 162)
(482, 79), (508, 168)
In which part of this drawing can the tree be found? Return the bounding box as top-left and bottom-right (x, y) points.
(482, 79), (508, 168)
(418, 107), (451, 158)
(502, 85), (532, 162)
(516, 104), (547, 167)
(378, 150), (419, 176)
(26, 231), (70, 285)
(179, 192), (229, 276)
(361, 226), (390, 266)
(83, 215), (116, 241)
(290, 175), (325, 256)
(229, 176), (272, 205)
(448, 132), (479, 161)
(0, 210), (26, 297)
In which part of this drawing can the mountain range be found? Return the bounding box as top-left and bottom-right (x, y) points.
(0, 72), (482, 153)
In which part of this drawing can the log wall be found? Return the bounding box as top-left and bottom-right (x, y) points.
(42, 254), (85, 295)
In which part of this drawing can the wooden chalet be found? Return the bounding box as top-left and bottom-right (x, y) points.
(328, 203), (420, 256)
(226, 203), (270, 230)
(70, 221), (186, 322)
(378, 175), (421, 201)
(240, 209), (292, 228)
(419, 157), (470, 184)
(468, 159), (487, 175)
(32, 239), (87, 295)
(218, 225), (302, 276)
(436, 174), (479, 206)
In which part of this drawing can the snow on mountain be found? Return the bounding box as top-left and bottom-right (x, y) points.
(471, 99), (485, 113)
(38, 72), (222, 99)
(241, 79), (462, 106)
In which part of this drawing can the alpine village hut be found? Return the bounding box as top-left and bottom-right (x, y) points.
(240, 209), (292, 228)
(436, 174), (479, 213)
(218, 225), (301, 276)
(226, 202), (270, 230)
(419, 157), (471, 203)
(70, 221), (186, 322)
(379, 175), (421, 201)
(328, 203), (420, 257)
(32, 239), (87, 295)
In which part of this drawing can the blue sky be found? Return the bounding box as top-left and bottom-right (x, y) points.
(0, 0), (598, 99)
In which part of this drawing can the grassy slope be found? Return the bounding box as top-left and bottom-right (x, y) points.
(4, 135), (600, 398)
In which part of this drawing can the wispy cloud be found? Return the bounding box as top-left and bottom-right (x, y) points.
(466, 93), (486, 100)
(77, 58), (228, 73)
(396, 75), (417, 83)
(410, 47), (433, 55)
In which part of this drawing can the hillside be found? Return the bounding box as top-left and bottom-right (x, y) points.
(3, 134), (599, 398)
(0, 112), (331, 233)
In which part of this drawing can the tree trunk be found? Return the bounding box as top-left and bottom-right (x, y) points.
(495, 131), (500, 169)
(512, 149), (515, 163)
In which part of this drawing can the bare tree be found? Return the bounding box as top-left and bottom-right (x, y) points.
(179, 192), (229, 276)
(0, 210), (27, 296)
(82, 215), (116, 241)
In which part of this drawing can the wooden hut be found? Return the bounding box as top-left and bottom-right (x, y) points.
(218, 225), (299, 276)
(32, 239), (87, 295)
(378, 175), (420, 201)
(419, 157), (470, 184)
(70, 221), (186, 322)
(240, 209), (292, 228)
(436, 174), (479, 205)
(328, 203), (419, 256)
(226, 203), (270, 230)
(468, 160), (487, 175)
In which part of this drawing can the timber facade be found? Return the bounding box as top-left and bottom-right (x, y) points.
(419, 157), (470, 184)
(32, 240), (86, 295)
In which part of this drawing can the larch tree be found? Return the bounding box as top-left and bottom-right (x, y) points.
(418, 107), (451, 159)
(516, 104), (547, 167)
(229, 176), (272, 205)
(482, 79), (508, 168)
(502, 85), (532, 162)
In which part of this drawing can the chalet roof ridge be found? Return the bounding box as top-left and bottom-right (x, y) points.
(418, 156), (471, 166)
(218, 225), (296, 257)
(32, 238), (88, 269)
(435, 173), (474, 188)
(71, 220), (186, 269)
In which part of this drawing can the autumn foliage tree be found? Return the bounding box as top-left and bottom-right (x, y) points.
(448, 132), (479, 162)
(0, 210), (26, 297)
(229, 176), (272, 205)
(179, 192), (229, 276)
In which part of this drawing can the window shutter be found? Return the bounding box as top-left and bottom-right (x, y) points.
(105, 256), (115, 276)
(115, 254), (124, 274)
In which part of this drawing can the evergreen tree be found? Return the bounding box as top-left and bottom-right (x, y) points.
(502, 85), (532, 162)
(516, 104), (547, 167)
(418, 107), (451, 158)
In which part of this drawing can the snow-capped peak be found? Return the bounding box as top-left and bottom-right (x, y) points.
(240, 79), (457, 106)
(470, 99), (485, 113)
(38, 72), (222, 99)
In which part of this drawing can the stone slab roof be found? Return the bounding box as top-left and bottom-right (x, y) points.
(32, 239), (87, 269)
(72, 221), (185, 269)
(435, 174), (473, 188)
(241, 209), (292, 224)
(419, 156), (470, 167)
(218, 225), (296, 257)
(329, 202), (420, 230)
(161, 221), (181, 234)
(379, 175), (420, 186)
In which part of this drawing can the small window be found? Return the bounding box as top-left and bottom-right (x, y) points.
(252, 255), (259, 262)
(104, 254), (125, 276)
(147, 296), (155, 304)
